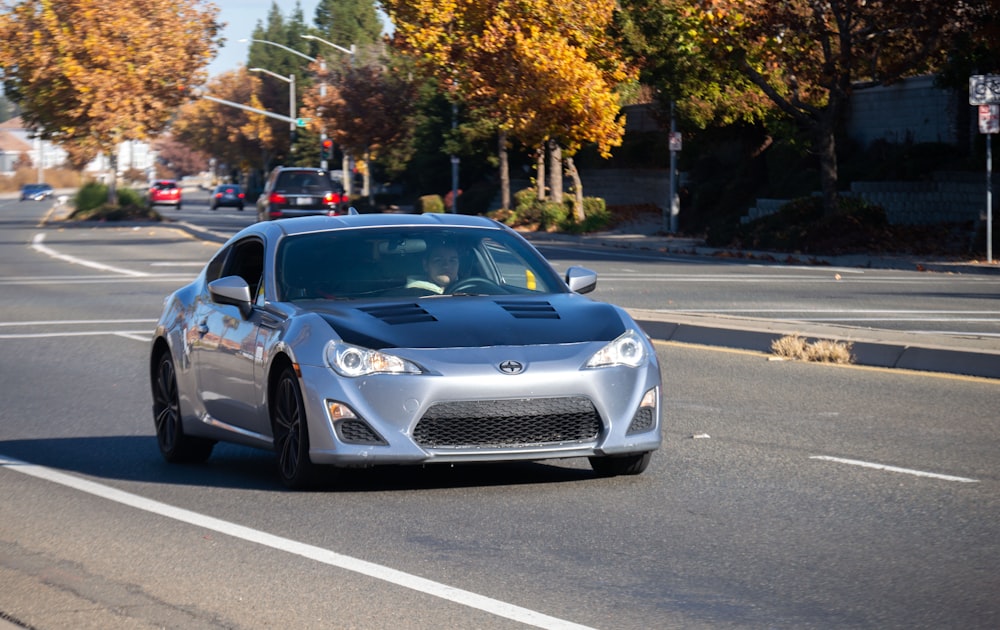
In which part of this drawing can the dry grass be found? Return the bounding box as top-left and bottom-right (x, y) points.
(771, 334), (854, 364)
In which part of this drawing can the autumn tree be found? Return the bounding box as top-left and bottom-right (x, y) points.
(171, 68), (274, 183)
(151, 135), (209, 179)
(0, 0), (220, 203)
(302, 57), (417, 203)
(690, 0), (978, 216)
(383, 0), (631, 216)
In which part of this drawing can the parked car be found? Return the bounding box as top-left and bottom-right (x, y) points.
(149, 214), (662, 488)
(148, 180), (182, 210)
(256, 166), (349, 221)
(209, 184), (245, 211)
(20, 183), (53, 201)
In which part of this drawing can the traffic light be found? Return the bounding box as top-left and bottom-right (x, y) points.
(321, 138), (333, 162)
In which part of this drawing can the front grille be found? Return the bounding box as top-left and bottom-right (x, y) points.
(414, 396), (601, 448)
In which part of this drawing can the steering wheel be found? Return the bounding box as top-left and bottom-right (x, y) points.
(447, 276), (499, 294)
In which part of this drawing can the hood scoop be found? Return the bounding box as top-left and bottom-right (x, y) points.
(496, 299), (560, 320)
(359, 303), (437, 325)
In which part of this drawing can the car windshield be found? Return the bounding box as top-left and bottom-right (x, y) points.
(276, 227), (565, 301)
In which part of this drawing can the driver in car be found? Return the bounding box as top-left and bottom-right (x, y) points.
(406, 243), (461, 294)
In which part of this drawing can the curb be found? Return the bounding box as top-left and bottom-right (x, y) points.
(632, 310), (1000, 380)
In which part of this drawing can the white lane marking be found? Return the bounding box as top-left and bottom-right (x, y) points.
(149, 262), (206, 267)
(0, 277), (191, 285)
(810, 455), (979, 483)
(32, 233), (150, 277)
(0, 455), (594, 630)
(115, 332), (152, 342)
(0, 319), (156, 327)
(0, 330), (152, 339)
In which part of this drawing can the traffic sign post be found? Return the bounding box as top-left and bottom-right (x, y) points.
(971, 76), (999, 263)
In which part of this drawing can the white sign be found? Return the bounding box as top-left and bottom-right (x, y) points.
(970, 75), (1000, 105)
(980, 104), (1000, 134)
(669, 132), (682, 152)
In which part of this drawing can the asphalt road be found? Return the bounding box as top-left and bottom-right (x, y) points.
(1, 195), (998, 629)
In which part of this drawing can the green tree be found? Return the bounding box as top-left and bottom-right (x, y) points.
(0, 0), (220, 203)
(247, 2), (314, 166)
(615, 0), (772, 128)
(691, 0), (978, 216)
(313, 0), (382, 48)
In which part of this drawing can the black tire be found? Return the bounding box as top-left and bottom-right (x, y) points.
(589, 452), (652, 477)
(271, 367), (319, 489)
(152, 350), (214, 463)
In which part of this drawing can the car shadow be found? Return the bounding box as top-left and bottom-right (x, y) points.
(0, 435), (599, 493)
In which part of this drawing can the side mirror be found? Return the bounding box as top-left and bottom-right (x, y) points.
(209, 276), (253, 317)
(565, 266), (598, 294)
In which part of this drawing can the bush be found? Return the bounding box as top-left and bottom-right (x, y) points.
(68, 182), (160, 221)
(538, 201), (569, 231)
(560, 197), (613, 233)
(419, 194), (445, 213)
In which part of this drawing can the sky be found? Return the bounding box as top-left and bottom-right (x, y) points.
(206, 1), (321, 78)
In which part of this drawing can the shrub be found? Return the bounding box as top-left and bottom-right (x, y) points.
(419, 194), (445, 213)
(771, 334), (853, 364)
(513, 187), (537, 213)
(560, 197), (613, 233)
(69, 182), (160, 221)
(538, 201), (569, 230)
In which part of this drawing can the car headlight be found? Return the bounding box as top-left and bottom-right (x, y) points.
(585, 329), (647, 368)
(326, 341), (422, 377)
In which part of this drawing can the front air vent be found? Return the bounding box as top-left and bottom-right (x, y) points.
(359, 303), (437, 325)
(414, 396), (600, 448)
(496, 300), (560, 320)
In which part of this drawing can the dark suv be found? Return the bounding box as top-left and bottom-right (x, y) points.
(256, 167), (349, 221)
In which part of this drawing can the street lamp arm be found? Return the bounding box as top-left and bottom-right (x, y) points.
(301, 34), (355, 57)
(249, 67), (292, 83)
(239, 37), (315, 63)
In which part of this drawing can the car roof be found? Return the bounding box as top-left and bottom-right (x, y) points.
(234, 213), (506, 240)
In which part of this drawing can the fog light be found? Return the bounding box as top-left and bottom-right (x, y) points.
(326, 400), (358, 420)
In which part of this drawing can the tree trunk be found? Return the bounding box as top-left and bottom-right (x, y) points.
(107, 152), (118, 205)
(816, 113), (839, 217)
(547, 138), (563, 204)
(535, 146), (546, 201)
(499, 129), (510, 210)
(565, 156), (584, 222)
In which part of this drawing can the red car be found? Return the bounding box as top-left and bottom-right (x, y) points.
(148, 180), (182, 210)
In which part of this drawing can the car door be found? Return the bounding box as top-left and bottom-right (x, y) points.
(194, 237), (272, 439)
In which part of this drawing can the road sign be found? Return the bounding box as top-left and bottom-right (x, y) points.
(970, 75), (1000, 105)
(295, 117), (311, 128)
(979, 105), (1000, 134)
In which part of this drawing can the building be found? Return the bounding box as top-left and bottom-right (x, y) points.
(0, 117), (156, 177)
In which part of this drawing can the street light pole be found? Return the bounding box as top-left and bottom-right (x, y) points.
(249, 67), (296, 138)
(301, 34), (357, 193)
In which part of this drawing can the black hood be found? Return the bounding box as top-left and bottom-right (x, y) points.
(312, 294), (627, 349)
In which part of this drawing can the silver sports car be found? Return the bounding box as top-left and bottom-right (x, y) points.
(150, 214), (662, 488)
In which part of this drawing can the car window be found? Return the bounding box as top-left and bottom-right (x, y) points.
(276, 227), (564, 301)
(223, 239), (265, 299)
